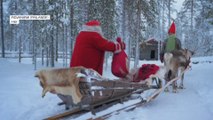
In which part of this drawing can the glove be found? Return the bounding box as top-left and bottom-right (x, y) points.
(116, 37), (126, 50)
(160, 53), (164, 63)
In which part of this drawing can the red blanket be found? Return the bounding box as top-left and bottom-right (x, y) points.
(133, 64), (160, 82)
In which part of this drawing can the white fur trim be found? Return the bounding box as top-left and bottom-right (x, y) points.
(81, 25), (103, 36)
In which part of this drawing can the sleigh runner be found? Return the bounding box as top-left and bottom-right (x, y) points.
(35, 65), (164, 119)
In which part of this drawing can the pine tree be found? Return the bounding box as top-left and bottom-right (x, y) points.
(182, 0), (199, 50)
(0, 0), (5, 58)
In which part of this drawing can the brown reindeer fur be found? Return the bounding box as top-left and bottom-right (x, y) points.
(34, 66), (88, 104)
(164, 49), (194, 92)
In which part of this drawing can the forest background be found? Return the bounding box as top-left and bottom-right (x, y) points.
(0, 0), (212, 69)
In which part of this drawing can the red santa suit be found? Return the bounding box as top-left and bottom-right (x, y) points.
(70, 20), (121, 75)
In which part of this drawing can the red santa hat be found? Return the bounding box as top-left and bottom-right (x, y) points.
(168, 21), (176, 34)
(82, 20), (103, 35)
(85, 20), (100, 26)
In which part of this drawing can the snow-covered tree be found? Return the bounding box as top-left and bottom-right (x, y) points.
(178, 0), (213, 56)
(0, 0), (5, 58)
(1, 0), (212, 68)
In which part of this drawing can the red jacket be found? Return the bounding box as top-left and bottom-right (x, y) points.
(70, 31), (117, 75)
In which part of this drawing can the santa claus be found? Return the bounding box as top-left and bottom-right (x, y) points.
(70, 20), (125, 75)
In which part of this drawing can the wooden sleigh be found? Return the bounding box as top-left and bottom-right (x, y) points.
(35, 66), (164, 120)
(60, 76), (162, 107)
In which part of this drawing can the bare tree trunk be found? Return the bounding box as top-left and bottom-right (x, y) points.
(42, 0), (45, 66)
(62, 23), (65, 67)
(134, 0), (141, 68)
(50, 4), (55, 67)
(64, 0), (69, 67)
(121, 1), (126, 42)
(32, 0), (36, 65)
(157, 0), (161, 60)
(55, 14), (59, 62)
(65, 25), (68, 67)
(55, 29), (58, 62)
(18, 36), (22, 63)
(162, 0), (166, 40)
(157, 0), (161, 40)
(41, 37), (44, 66)
(9, 27), (13, 51)
(168, 0), (171, 25)
(34, 49), (37, 70)
(190, 0), (194, 31)
(69, 0), (74, 63)
(46, 46), (49, 67)
(0, 0), (5, 58)
(50, 30), (54, 67)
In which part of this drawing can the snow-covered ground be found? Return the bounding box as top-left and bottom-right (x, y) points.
(0, 56), (213, 120)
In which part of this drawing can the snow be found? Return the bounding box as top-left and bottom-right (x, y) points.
(76, 73), (86, 78)
(0, 56), (213, 120)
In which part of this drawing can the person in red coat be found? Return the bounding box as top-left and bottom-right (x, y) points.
(70, 20), (125, 75)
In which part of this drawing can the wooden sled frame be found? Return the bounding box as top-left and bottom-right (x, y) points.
(41, 65), (190, 120)
(44, 77), (163, 120)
